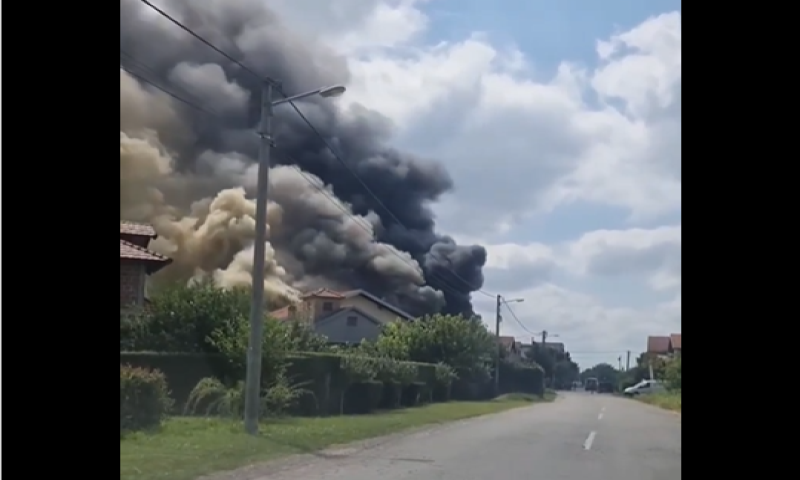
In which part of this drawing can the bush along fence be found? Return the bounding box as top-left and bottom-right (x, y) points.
(120, 351), (545, 434)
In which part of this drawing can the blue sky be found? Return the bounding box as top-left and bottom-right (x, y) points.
(425, 0), (681, 71)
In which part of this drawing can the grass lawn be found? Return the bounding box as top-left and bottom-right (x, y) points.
(121, 393), (554, 480)
(637, 392), (681, 412)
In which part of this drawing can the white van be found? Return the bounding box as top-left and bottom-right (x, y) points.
(623, 379), (666, 397)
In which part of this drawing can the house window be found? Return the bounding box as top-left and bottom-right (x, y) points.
(322, 302), (333, 312)
(346, 316), (358, 326)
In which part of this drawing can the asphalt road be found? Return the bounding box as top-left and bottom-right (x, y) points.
(245, 392), (681, 480)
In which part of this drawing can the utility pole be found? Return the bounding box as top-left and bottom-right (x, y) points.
(494, 294), (502, 396)
(243, 81), (275, 436)
(618, 356), (622, 371)
(626, 350), (631, 371)
(539, 331), (559, 387)
(242, 81), (347, 435)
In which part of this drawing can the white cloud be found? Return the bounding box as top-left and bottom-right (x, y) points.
(267, 1), (681, 367)
(473, 224), (681, 367)
(478, 225), (681, 293)
(325, 9), (680, 231)
(566, 225), (681, 292)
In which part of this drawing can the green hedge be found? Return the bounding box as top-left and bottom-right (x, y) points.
(119, 352), (232, 409)
(120, 351), (452, 416)
(285, 352), (444, 415)
(120, 364), (173, 435)
(498, 361), (545, 396)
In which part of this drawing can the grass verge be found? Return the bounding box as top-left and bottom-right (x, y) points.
(121, 393), (554, 480)
(637, 392), (681, 412)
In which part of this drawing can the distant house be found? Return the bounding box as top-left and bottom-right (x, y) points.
(270, 288), (415, 344)
(120, 221), (171, 308)
(670, 333), (682, 354)
(499, 336), (522, 360)
(647, 333), (682, 357)
(517, 342), (534, 360)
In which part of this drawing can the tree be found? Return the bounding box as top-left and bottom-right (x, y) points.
(122, 280), (330, 361)
(663, 355), (681, 390)
(554, 360), (580, 388)
(368, 314), (496, 381)
(122, 280), (250, 353)
(581, 363), (619, 384)
(527, 344), (555, 378)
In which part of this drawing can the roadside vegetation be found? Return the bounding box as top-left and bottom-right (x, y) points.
(581, 351), (681, 413)
(121, 282), (558, 480)
(638, 355), (681, 412)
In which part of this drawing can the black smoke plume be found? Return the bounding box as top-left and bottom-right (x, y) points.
(119, 0), (486, 317)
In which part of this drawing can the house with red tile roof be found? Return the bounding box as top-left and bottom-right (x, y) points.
(270, 287), (415, 344)
(670, 333), (681, 353)
(120, 221), (171, 307)
(646, 333), (681, 357)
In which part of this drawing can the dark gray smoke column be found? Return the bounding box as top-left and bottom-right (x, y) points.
(119, 0), (487, 317)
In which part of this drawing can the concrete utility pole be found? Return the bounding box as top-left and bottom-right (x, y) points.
(494, 295), (525, 396)
(494, 294), (502, 396)
(626, 350), (631, 371)
(538, 330), (559, 387)
(243, 81), (346, 435)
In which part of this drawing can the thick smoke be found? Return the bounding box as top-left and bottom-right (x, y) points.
(119, 0), (486, 317)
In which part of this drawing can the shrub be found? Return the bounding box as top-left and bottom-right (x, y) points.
(184, 377), (245, 418)
(342, 354), (379, 383)
(120, 365), (173, 435)
(184, 374), (309, 418)
(123, 281), (251, 354)
(434, 362), (458, 386)
(119, 352), (232, 409)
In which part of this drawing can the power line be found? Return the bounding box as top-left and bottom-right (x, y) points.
(502, 301), (537, 335)
(120, 58), (468, 301)
(120, 64), (218, 118)
(135, 0), (496, 298)
(137, 0), (267, 82)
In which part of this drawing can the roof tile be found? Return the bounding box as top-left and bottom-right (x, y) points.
(120, 221), (156, 237)
(670, 333), (682, 350)
(302, 288), (345, 299)
(498, 336), (515, 348)
(120, 239), (170, 262)
(647, 335), (671, 354)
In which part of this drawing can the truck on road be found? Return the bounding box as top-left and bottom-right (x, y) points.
(585, 377), (598, 393)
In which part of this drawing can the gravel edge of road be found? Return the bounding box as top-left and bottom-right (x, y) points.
(197, 396), (562, 480)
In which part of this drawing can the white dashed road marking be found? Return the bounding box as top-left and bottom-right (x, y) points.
(584, 431), (597, 450)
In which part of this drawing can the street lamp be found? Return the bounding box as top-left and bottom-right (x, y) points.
(244, 81), (347, 435)
(494, 295), (526, 395)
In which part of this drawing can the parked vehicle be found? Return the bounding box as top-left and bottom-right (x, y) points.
(623, 379), (666, 397)
(585, 377), (598, 393)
